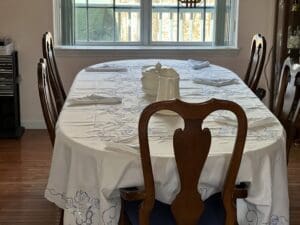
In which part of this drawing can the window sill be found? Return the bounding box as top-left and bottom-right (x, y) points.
(55, 45), (240, 57)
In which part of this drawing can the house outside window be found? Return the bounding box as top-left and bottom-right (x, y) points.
(57, 0), (238, 47)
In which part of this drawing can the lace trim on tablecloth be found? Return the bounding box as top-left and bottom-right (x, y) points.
(46, 188), (288, 225)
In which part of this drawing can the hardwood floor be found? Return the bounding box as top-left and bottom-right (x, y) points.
(288, 147), (300, 225)
(0, 130), (59, 225)
(0, 130), (299, 225)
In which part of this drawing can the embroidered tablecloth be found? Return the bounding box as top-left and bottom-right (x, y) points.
(45, 59), (289, 225)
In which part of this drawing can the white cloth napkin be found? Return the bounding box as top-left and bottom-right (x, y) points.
(188, 59), (210, 70)
(68, 94), (122, 106)
(215, 114), (277, 128)
(104, 142), (139, 154)
(193, 78), (239, 87)
(85, 65), (128, 72)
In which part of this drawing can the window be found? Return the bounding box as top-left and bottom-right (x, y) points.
(58, 0), (238, 47)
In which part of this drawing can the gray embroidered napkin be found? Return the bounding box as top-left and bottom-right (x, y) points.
(85, 65), (128, 72)
(68, 94), (122, 106)
(188, 59), (210, 70)
(215, 114), (277, 128)
(193, 78), (239, 87)
(105, 142), (139, 153)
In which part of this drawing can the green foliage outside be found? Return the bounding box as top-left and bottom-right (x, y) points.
(75, 8), (115, 42)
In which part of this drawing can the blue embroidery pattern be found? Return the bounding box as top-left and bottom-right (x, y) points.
(46, 189), (100, 225)
(101, 200), (119, 225)
(46, 188), (288, 225)
(269, 215), (289, 225)
(244, 204), (289, 225)
(245, 206), (259, 225)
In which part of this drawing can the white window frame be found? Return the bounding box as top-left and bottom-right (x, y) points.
(54, 0), (239, 47)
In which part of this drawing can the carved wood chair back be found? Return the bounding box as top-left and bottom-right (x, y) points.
(287, 100), (300, 151)
(244, 34), (267, 91)
(136, 99), (248, 225)
(42, 32), (66, 113)
(274, 57), (300, 161)
(37, 58), (59, 146)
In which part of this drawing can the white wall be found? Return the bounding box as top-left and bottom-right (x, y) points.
(0, 0), (275, 129)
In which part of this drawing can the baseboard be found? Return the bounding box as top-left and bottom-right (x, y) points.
(21, 120), (46, 129)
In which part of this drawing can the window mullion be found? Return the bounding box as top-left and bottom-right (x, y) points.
(215, 0), (226, 46)
(141, 0), (151, 45)
(203, 0), (206, 42)
(113, 0), (116, 42)
(86, 0), (90, 42)
(177, 1), (180, 42)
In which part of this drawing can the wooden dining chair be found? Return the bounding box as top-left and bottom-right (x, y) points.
(244, 34), (267, 99)
(287, 100), (300, 152)
(37, 58), (59, 146)
(274, 57), (300, 162)
(38, 59), (64, 225)
(119, 98), (248, 225)
(42, 32), (66, 113)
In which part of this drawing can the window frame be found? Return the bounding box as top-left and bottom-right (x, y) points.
(56, 0), (239, 47)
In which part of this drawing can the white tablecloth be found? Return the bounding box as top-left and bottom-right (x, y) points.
(45, 59), (289, 225)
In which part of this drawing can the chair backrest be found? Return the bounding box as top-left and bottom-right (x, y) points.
(274, 57), (300, 161)
(293, 102), (300, 132)
(138, 98), (247, 225)
(287, 100), (300, 150)
(244, 34), (267, 91)
(38, 58), (59, 146)
(274, 57), (300, 126)
(42, 32), (66, 113)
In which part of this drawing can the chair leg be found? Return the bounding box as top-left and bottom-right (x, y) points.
(59, 209), (64, 225)
(118, 199), (131, 225)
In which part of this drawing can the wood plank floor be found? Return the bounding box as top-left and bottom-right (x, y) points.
(0, 130), (60, 225)
(0, 130), (299, 225)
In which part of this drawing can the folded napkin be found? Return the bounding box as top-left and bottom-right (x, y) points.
(68, 94), (122, 106)
(215, 115), (277, 128)
(188, 59), (210, 70)
(85, 65), (128, 72)
(193, 78), (239, 87)
(105, 142), (139, 154)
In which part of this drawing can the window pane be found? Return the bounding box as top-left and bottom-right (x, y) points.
(74, 0), (140, 43)
(178, 9), (207, 42)
(75, 0), (87, 5)
(192, 12), (203, 41)
(152, 0), (178, 42)
(153, 0), (178, 6)
(205, 11), (214, 42)
(75, 7), (88, 42)
(88, 8), (114, 42)
(152, 0), (215, 43)
(116, 0), (140, 6)
(89, 0), (112, 5)
(179, 12), (190, 41)
(206, 0), (216, 6)
(224, 0), (233, 45)
(129, 12), (140, 41)
(67, 0), (236, 46)
(115, 10), (140, 42)
(115, 0), (140, 42)
(179, 0), (203, 8)
(152, 11), (177, 42)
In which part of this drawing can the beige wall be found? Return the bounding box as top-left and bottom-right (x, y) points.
(0, 0), (275, 128)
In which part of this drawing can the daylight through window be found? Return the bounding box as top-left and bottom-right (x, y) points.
(58, 0), (238, 46)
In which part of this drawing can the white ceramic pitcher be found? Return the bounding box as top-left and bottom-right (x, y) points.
(156, 68), (180, 101)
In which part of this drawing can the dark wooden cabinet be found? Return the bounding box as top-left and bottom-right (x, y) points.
(271, 0), (300, 108)
(271, 0), (291, 108)
(0, 51), (24, 138)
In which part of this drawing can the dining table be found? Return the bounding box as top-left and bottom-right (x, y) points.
(45, 59), (289, 225)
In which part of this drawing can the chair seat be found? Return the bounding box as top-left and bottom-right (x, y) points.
(124, 192), (225, 225)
